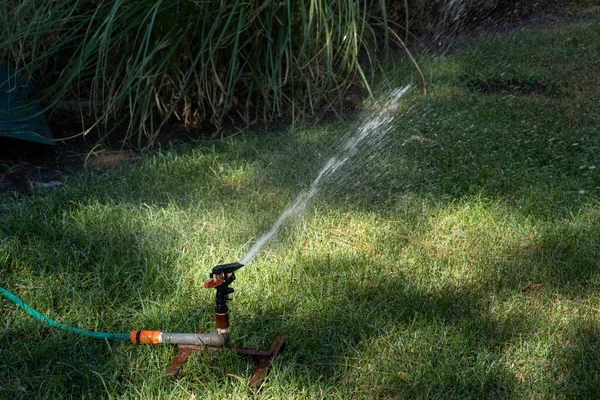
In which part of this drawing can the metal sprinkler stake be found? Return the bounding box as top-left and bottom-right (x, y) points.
(164, 262), (285, 388)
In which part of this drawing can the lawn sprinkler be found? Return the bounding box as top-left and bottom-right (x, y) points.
(163, 262), (285, 387)
(0, 261), (285, 389)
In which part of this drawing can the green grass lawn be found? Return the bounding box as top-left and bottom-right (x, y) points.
(2, 20), (600, 399)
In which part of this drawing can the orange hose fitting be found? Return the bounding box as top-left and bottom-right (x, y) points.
(130, 330), (161, 345)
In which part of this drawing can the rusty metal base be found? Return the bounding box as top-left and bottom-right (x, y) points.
(166, 334), (285, 388)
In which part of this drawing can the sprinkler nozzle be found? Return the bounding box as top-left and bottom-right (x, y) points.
(212, 261), (244, 273)
(204, 262), (244, 289)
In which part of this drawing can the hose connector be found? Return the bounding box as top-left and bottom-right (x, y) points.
(130, 330), (161, 345)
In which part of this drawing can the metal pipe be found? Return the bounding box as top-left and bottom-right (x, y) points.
(161, 331), (227, 346)
(130, 330), (227, 346)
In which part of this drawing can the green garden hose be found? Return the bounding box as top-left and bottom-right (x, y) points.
(1, 285), (228, 346)
(0, 286), (130, 341)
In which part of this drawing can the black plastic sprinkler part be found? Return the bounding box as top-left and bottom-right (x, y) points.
(211, 262), (243, 313)
(211, 261), (244, 276)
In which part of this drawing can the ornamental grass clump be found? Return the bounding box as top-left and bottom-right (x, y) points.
(0, 0), (391, 146)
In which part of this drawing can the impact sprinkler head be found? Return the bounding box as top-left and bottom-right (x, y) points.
(203, 262), (244, 339)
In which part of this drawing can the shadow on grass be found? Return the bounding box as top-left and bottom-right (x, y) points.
(555, 322), (600, 397)
(0, 328), (116, 398)
(495, 216), (600, 296)
(227, 254), (526, 398)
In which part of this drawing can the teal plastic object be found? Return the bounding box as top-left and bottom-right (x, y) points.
(0, 286), (129, 341)
(0, 63), (54, 145)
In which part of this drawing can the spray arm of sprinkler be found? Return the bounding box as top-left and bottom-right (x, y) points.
(204, 262), (244, 288)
